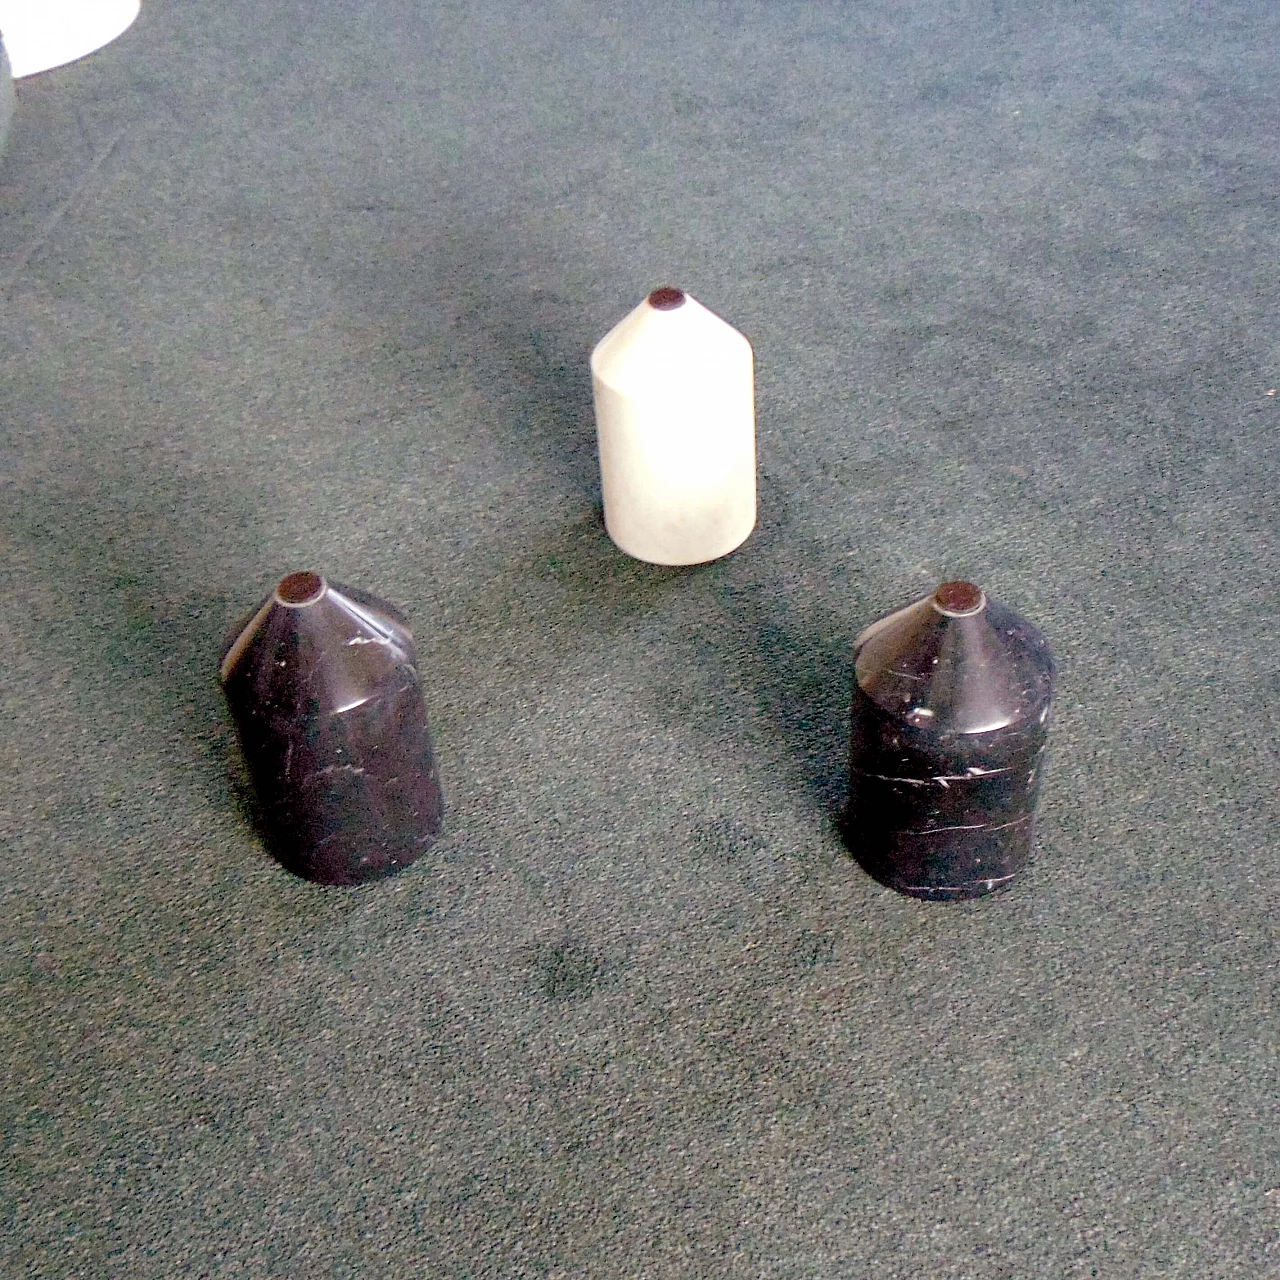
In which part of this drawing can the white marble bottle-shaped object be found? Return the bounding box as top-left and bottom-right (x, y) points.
(590, 287), (756, 565)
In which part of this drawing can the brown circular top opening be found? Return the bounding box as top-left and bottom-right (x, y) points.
(276, 571), (325, 606)
(933, 580), (985, 616)
(648, 286), (686, 311)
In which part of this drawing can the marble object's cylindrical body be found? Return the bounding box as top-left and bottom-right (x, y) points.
(0, 35), (14, 162)
(844, 582), (1055, 900)
(220, 572), (444, 886)
(590, 286), (755, 566)
(0, 0), (141, 78)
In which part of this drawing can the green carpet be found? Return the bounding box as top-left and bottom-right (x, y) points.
(2, 1), (1277, 1275)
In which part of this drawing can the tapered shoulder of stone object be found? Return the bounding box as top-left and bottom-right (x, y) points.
(591, 289), (752, 394)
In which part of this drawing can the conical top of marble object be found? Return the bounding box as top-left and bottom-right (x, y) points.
(853, 581), (1055, 736)
(590, 286), (752, 397)
(220, 571), (415, 712)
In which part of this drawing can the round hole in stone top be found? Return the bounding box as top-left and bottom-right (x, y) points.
(275, 571), (325, 607)
(933, 580), (985, 617)
(647, 286), (686, 311)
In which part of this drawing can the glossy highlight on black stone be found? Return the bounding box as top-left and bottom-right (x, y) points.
(843, 582), (1055, 900)
(220, 574), (444, 885)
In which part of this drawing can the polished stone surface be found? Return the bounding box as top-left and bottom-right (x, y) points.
(0, 36), (13, 162)
(845, 582), (1055, 899)
(3, 2), (1278, 1274)
(221, 573), (444, 885)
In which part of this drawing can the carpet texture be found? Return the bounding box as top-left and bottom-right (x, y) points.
(2, 2), (1277, 1276)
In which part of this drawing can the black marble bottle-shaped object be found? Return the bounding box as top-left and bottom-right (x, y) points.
(844, 581), (1055, 900)
(220, 572), (444, 885)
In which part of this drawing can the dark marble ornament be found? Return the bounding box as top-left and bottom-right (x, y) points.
(843, 581), (1055, 900)
(220, 572), (444, 885)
